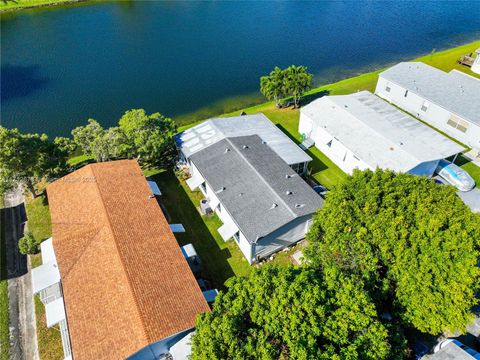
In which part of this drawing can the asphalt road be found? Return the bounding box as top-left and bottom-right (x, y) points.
(2, 189), (39, 360)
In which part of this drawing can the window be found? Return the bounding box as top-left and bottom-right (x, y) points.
(421, 100), (429, 112)
(404, 90), (409, 98)
(233, 232), (240, 244)
(200, 182), (207, 193)
(385, 83), (391, 92)
(326, 139), (333, 147)
(217, 203), (222, 213)
(447, 115), (469, 133)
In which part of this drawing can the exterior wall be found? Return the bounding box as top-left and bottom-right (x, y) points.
(127, 329), (193, 360)
(189, 161), (254, 263)
(407, 159), (440, 177)
(254, 215), (314, 261)
(299, 112), (371, 175)
(375, 76), (480, 150)
(472, 55), (480, 75)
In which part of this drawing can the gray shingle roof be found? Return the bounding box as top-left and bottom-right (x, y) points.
(189, 135), (323, 243)
(379, 62), (480, 126)
(176, 114), (312, 165)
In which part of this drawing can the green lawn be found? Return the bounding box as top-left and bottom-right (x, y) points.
(0, 0), (82, 11)
(0, 197), (10, 360)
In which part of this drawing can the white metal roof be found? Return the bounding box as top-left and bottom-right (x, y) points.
(32, 261), (61, 294)
(176, 114), (312, 165)
(45, 297), (66, 328)
(186, 174), (204, 190)
(301, 91), (464, 173)
(379, 62), (480, 126)
(181, 244), (198, 259)
(40, 238), (57, 264)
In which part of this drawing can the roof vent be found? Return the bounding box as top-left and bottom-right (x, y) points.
(243, 145), (249, 149)
(215, 187), (226, 193)
(399, 142), (404, 146)
(224, 148), (231, 153)
(286, 191), (293, 195)
(262, 140), (267, 145)
(294, 204), (305, 208)
(239, 192), (244, 197)
(270, 203), (278, 209)
(344, 105), (348, 108)
(285, 174), (293, 179)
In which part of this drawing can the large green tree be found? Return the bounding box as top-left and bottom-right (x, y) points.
(72, 110), (177, 168)
(192, 266), (398, 360)
(0, 127), (69, 196)
(260, 66), (287, 107)
(305, 169), (480, 335)
(118, 109), (177, 168)
(284, 65), (313, 108)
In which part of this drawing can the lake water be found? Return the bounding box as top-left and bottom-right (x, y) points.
(1, 1), (479, 136)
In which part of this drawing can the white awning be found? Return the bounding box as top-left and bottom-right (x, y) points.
(209, 196), (220, 210)
(32, 262), (60, 294)
(170, 224), (186, 233)
(217, 222), (238, 241)
(40, 238), (57, 264)
(147, 180), (162, 196)
(181, 244), (197, 258)
(45, 297), (66, 328)
(202, 289), (218, 303)
(169, 332), (194, 360)
(186, 175), (204, 190)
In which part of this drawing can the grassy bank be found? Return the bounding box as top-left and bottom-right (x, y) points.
(0, 197), (10, 360)
(0, 0), (85, 11)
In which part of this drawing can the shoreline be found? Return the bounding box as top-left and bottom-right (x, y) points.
(0, 0), (88, 13)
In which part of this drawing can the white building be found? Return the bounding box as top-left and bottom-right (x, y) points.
(176, 114), (313, 174)
(471, 48), (480, 75)
(375, 62), (480, 151)
(176, 126), (323, 264)
(299, 91), (464, 176)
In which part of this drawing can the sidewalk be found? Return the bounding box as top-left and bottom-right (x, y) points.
(3, 189), (39, 360)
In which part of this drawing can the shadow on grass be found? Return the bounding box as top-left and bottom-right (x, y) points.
(300, 89), (330, 106)
(150, 170), (236, 289)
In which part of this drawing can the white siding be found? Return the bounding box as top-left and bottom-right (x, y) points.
(188, 161), (254, 264)
(299, 112), (370, 174)
(375, 76), (480, 150)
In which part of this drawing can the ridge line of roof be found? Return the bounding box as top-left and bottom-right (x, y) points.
(226, 136), (298, 222)
(89, 161), (150, 344)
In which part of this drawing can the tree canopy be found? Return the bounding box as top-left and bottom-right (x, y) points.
(192, 266), (398, 360)
(0, 127), (69, 196)
(259, 65), (313, 108)
(304, 169), (480, 335)
(72, 109), (177, 168)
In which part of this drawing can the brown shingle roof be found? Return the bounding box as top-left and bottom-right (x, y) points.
(47, 160), (210, 360)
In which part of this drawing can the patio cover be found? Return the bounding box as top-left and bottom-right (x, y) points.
(40, 238), (56, 264)
(208, 196), (220, 210)
(45, 297), (66, 327)
(32, 262), (61, 294)
(147, 181), (162, 196)
(217, 222), (238, 241)
(186, 174), (203, 190)
(181, 244), (197, 259)
(170, 224), (186, 233)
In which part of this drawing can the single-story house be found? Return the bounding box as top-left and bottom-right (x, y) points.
(375, 62), (480, 151)
(178, 133), (323, 264)
(176, 114), (313, 175)
(32, 160), (210, 360)
(471, 48), (480, 75)
(299, 91), (464, 176)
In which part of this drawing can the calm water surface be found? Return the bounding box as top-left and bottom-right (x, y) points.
(1, 1), (480, 136)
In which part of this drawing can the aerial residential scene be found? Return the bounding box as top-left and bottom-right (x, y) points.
(1, 1), (480, 360)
